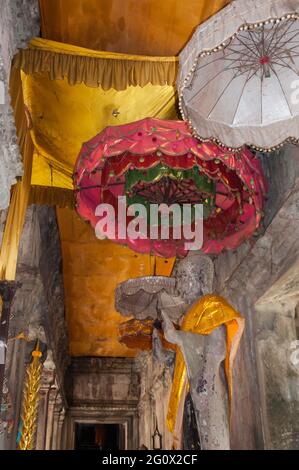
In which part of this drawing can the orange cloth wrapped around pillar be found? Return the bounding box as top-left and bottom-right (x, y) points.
(167, 294), (244, 438)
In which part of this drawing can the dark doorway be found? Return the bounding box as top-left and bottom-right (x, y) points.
(75, 423), (120, 450)
(183, 392), (201, 450)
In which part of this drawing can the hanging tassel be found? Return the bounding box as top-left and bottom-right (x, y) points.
(18, 341), (42, 450)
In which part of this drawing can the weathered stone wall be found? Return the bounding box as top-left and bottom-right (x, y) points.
(0, 205), (69, 449)
(0, 0), (39, 210)
(64, 357), (140, 450)
(135, 352), (174, 450)
(66, 357), (140, 407)
(36, 206), (69, 401)
(64, 354), (175, 450)
(255, 300), (299, 449)
(212, 144), (299, 449)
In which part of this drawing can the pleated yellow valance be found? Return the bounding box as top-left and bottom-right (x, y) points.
(28, 186), (74, 208)
(14, 38), (178, 90)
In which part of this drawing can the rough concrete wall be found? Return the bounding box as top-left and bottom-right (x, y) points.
(0, 0), (39, 210)
(213, 144), (299, 449)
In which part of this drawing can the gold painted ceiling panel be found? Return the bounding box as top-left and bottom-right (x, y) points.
(57, 208), (175, 357)
(39, 0), (230, 56)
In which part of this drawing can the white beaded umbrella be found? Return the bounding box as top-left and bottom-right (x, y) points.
(178, 0), (299, 151)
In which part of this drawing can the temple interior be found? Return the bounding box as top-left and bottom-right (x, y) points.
(0, 0), (299, 451)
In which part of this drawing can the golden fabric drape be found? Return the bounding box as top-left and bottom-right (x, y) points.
(14, 38), (178, 90)
(167, 295), (244, 438)
(0, 68), (34, 281)
(20, 68), (177, 192)
(39, 0), (231, 56)
(28, 186), (74, 208)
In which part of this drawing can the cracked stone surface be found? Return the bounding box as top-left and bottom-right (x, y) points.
(0, 205), (69, 449)
(0, 0), (39, 210)
(170, 144), (299, 450)
(212, 145), (299, 450)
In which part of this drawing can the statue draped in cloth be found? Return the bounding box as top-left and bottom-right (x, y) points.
(117, 254), (245, 450)
(162, 295), (244, 450)
(163, 255), (245, 450)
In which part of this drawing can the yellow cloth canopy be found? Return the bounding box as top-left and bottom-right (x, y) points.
(1, 40), (177, 352)
(18, 39), (177, 194)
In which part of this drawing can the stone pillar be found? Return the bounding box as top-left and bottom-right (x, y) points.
(51, 397), (62, 450)
(36, 366), (64, 451)
(45, 387), (58, 450)
(136, 354), (152, 449)
(135, 352), (173, 450)
(60, 413), (69, 450)
(56, 408), (65, 450)
(35, 389), (48, 450)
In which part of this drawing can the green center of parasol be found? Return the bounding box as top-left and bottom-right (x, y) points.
(125, 164), (216, 224)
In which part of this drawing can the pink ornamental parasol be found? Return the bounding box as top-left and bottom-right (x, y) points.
(74, 118), (267, 258)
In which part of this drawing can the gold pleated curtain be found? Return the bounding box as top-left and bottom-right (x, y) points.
(20, 39), (178, 197)
(0, 66), (34, 281)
